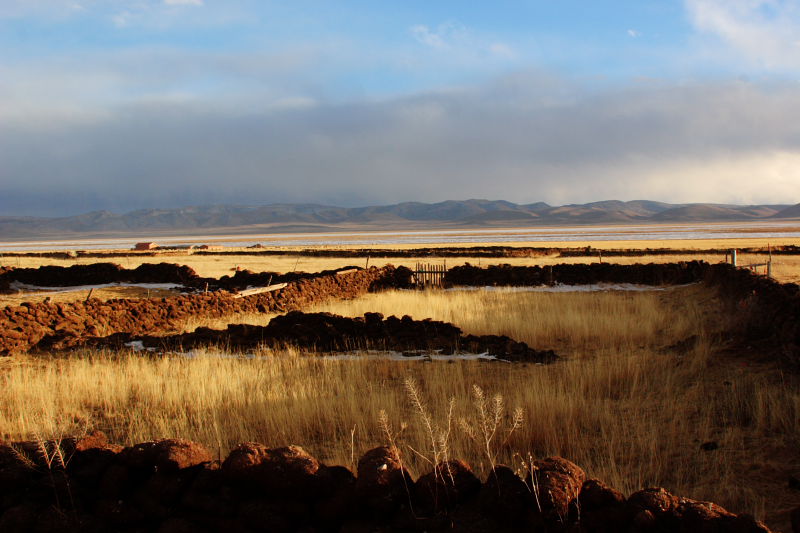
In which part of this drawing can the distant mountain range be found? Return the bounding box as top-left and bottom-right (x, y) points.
(1, 200), (799, 240)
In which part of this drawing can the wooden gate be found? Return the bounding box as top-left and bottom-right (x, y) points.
(413, 262), (446, 288)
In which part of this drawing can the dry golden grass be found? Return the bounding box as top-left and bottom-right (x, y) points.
(1, 285), (797, 529)
(311, 286), (706, 353)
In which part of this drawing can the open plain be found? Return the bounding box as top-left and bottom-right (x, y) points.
(1, 227), (799, 531)
(7, 2), (800, 529)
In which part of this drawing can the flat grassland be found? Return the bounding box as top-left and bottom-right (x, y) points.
(1, 286), (798, 529)
(1, 234), (799, 529)
(2, 236), (800, 296)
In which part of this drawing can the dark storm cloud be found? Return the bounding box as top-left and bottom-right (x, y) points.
(3, 76), (800, 216)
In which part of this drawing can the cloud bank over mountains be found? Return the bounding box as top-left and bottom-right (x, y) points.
(1, 1), (799, 216)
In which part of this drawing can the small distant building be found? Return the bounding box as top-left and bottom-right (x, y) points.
(196, 244), (224, 251)
(134, 242), (158, 251)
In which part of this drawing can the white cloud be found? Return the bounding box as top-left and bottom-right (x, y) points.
(4, 75), (800, 213)
(410, 24), (446, 48)
(112, 10), (133, 28)
(488, 42), (516, 58)
(164, 0), (204, 5)
(685, 0), (800, 70)
(627, 29), (642, 38)
(410, 21), (467, 49)
(407, 22), (519, 70)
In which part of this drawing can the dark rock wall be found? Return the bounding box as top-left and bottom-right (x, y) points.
(0, 434), (773, 532)
(0, 267), (411, 356)
(0, 262), (373, 292)
(444, 261), (800, 367)
(444, 261), (711, 287)
(704, 263), (800, 368)
(2, 261), (798, 367)
(53, 311), (559, 363)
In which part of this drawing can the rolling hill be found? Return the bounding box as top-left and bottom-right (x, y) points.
(0, 200), (797, 240)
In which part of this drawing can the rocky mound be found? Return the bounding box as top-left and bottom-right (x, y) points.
(704, 263), (800, 368)
(0, 263), (199, 289)
(0, 433), (775, 532)
(444, 261), (711, 287)
(0, 267), (411, 356)
(3, 260), (799, 367)
(442, 261), (800, 367)
(50, 311), (559, 363)
(0, 262), (387, 293)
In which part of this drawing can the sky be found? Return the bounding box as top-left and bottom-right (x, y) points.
(2, 0), (800, 216)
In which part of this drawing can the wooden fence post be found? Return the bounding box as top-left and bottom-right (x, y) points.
(768, 245), (772, 278)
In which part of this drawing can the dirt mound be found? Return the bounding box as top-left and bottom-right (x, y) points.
(4, 260), (798, 367)
(0, 266), (411, 355)
(55, 311), (559, 363)
(3, 262), (129, 287)
(445, 261), (711, 287)
(0, 261), (378, 293)
(704, 263), (800, 368)
(0, 262), (200, 288)
(198, 266), (366, 292)
(1, 435), (771, 532)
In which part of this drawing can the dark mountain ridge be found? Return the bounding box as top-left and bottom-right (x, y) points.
(0, 200), (797, 240)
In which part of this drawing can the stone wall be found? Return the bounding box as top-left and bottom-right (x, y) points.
(0, 433), (773, 532)
(47, 311), (559, 363)
(0, 266), (412, 356)
(444, 261), (711, 287)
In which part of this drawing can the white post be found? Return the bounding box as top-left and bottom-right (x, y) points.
(731, 249), (737, 267)
(768, 245), (772, 278)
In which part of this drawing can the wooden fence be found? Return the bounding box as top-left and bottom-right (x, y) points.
(727, 249), (773, 278)
(413, 263), (447, 288)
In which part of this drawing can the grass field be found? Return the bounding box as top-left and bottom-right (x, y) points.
(2, 236), (799, 285)
(1, 284), (797, 529)
(2, 234), (799, 529)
